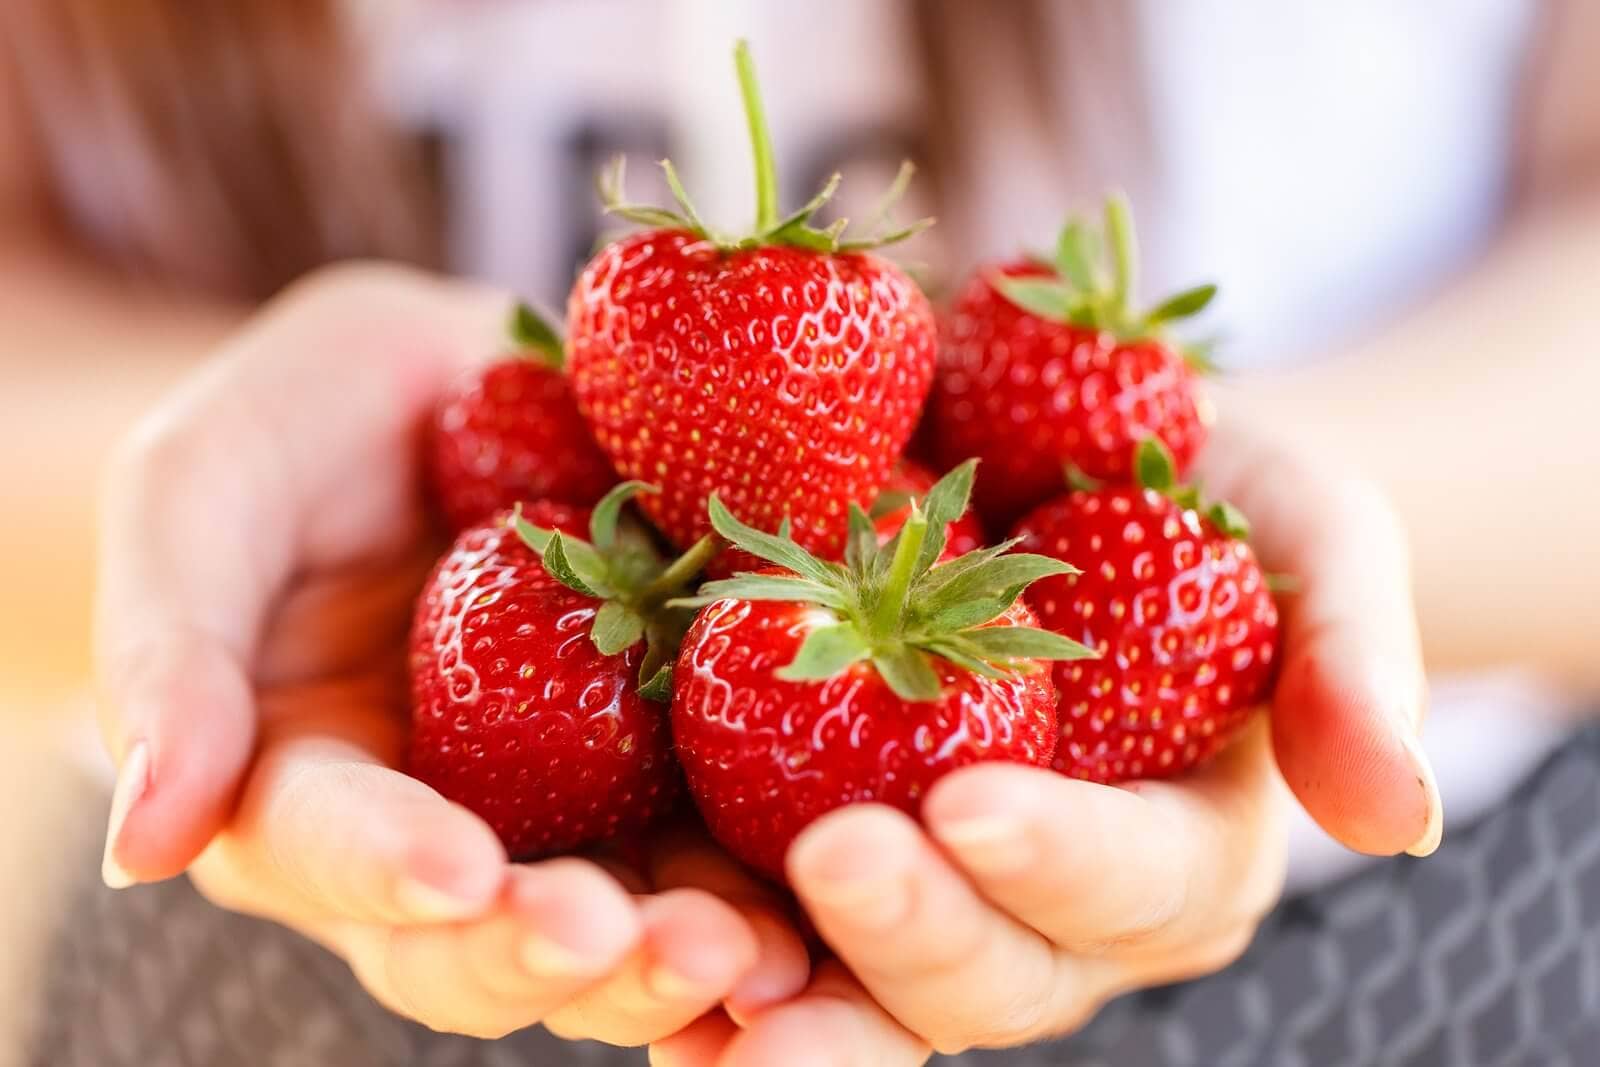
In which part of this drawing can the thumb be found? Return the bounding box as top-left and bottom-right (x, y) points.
(1197, 425), (1441, 857)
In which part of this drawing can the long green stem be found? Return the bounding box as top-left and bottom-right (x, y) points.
(734, 40), (780, 232)
(870, 507), (927, 639)
(1105, 192), (1137, 316)
(638, 533), (723, 607)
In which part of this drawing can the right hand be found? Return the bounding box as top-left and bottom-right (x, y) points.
(92, 264), (807, 1042)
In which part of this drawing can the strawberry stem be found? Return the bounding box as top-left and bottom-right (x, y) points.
(871, 504), (928, 639)
(1104, 192), (1136, 319)
(638, 533), (723, 607)
(734, 40), (780, 233)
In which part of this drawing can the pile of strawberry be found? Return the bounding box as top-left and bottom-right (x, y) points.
(409, 43), (1280, 877)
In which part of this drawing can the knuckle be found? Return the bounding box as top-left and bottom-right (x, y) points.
(186, 861), (257, 918)
(1190, 926), (1257, 975)
(373, 931), (511, 1040)
(104, 408), (202, 511)
(923, 951), (1065, 1054)
(541, 1016), (589, 1042)
(274, 260), (430, 321)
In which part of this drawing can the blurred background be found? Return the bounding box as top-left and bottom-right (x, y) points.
(3, 1), (1599, 1064)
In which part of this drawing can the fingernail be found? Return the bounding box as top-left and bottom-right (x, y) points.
(1401, 732), (1444, 858)
(932, 814), (1034, 874)
(393, 876), (486, 922)
(644, 963), (720, 1002)
(101, 741), (150, 890)
(727, 911), (809, 1010)
(520, 932), (598, 978)
(793, 842), (910, 930)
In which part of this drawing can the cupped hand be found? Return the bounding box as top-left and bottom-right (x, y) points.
(653, 421), (1441, 1065)
(92, 265), (807, 1042)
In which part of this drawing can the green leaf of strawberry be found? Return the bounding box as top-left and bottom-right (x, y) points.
(1127, 437), (1255, 541)
(993, 191), (1220, 355)
(777, 623), (872, 682)
(690, 463), (1099, 701)
(513, 487), (721, 696)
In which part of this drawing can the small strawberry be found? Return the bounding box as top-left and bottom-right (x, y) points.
(408, 485), (715, 858)
(567, 41), (935, 562)
(669, 463), (1096, 879)
(1012, 440), (1280, 783)
(929, 195), (1213, 527)
(870, 460), (985, 558)
(427, 303), (616, 532)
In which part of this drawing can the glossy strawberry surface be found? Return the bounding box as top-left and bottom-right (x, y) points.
(931, 265), (1208, 527)
(567, 229), (936, 558)
(427, 359), (616, 533)
(1012, 487), (1279, 783)
(671, 596), (1057, 879)
(874, 460), (986, 557)
(408, 503), (676, 858)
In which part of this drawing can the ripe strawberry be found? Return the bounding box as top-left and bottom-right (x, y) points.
(427, 304), (615, 532)
(929, 195), (1213, 527)
(567, 41), (935, 562)
(408, 485), (715, 858)
(670, 463), (1095, 879)
(1011, 440), (1280, 783)
(871, 460), (985, 557)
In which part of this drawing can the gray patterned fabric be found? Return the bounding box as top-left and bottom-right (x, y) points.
(27, 725), (1600, 1067)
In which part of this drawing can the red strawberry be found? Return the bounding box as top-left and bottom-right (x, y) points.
(428, 304), (615, 532)
(669, 463), (1095, 879)
(408, 486), (715, 858)
(929, 195), (1213, 527)
(871, 460), (985, 558)
(1011, 440), (1280, 783)
(567, 41), (935, 562)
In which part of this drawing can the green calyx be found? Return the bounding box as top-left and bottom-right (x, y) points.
(1131, 438), (1253, 540)
(513, 482), (720, 698)
(596, 40), (932, 255)
(671, 461), (1099, 702)
(508, 301), (564, 370)
(993, 192), (1217, 367)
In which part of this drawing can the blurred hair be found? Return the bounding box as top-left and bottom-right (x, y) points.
(0, 0), (440, 299)
(0, 0), (1155, 302)
(913, 0), (1151, 252)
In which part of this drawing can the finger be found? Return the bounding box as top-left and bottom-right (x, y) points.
(927, 725), (1287, 957)
(713, 962), (931, 1067)
(650, 826), (811, 1016)
(1197, 424), (1441, 856)
(544, 889), (761, 1048)
(96, 630), (255, 887)
(787, 805), (1090, 1054)
(93, 266), (507, 884)
(343, 861), (641, 1039)
(204, 722), (506, 925)
(648, 1011), (740, 1067)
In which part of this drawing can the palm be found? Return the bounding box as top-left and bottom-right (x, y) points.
(653, 421), (1439, 1065)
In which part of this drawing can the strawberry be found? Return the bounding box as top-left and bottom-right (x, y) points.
(669, 463), (1096, 879)
(929, 195), (1213, 527)
(567, 41), (935, 563)
(1011, 440), (1280, 783)
(408, 485), (715, 858)
(871, 460), (985, 558)
(427, 304), (615, 532)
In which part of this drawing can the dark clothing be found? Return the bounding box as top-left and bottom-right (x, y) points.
(28, 726), (1600, 1067)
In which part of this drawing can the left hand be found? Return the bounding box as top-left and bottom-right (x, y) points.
(651, 421), (1442, 1065)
